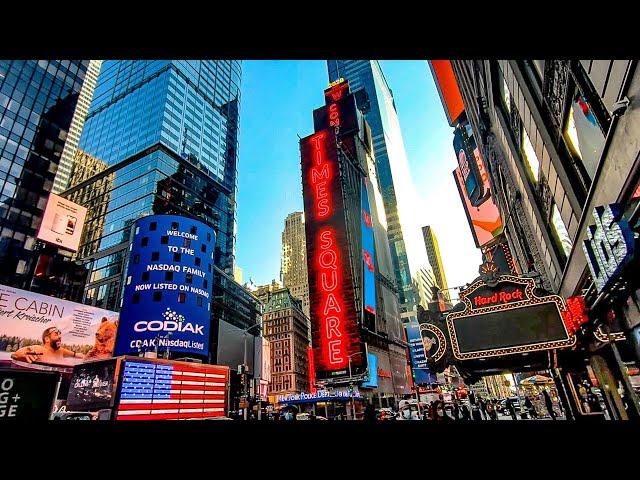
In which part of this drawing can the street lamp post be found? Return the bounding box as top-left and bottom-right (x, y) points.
(347, 351), (365, 420)
(241, 323), (261, 421)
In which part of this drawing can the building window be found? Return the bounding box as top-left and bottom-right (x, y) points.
(153, 291), (162, 302)
(141, 237), (149, 247)
(197, 296), (203, 307)
(203, 279), (208, 289)
(150, 221), (157, 231)
(521, 128), (540, 184)
(165, 271), (173, 281)
(142, 272), (150, 281)
(190, 226), (197, 235)
(132, 293), (140, 304)
(173, 252), (181, 262)
(186, 273), (193, 284)
(178, 292), (186, 303)
(551, 204), (573, 258)
(151, 251), (160, 261)
(171, 222), (179, 230)
(201, 244), (207, 253)
(501, 75), (511, 114)
(563, 92), (605, 180)
(195, 257), (201, 266)
(133, 254), (140, 264)
(183, 238), (191, 248)
(161, 236), (168, 245)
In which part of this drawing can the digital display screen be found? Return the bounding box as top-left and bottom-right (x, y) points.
(116, 359), (229, 420)
(66, 358), (118, 411)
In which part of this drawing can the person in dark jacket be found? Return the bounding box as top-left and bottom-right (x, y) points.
(432, 400), (452, 421)
(364, 403), (377, 422)
(471, 399), (483, 421)
(505, 398), (518, 420)
(524, 396), (538, 419)
(460, 402), (471, 420)
(542, 389), (556, 420)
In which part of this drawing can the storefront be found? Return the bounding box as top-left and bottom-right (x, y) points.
(276, 389), (365, 420)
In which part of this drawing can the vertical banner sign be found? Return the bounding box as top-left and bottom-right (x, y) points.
(308, 346), (316, 394)
(361, 178), (377, 318)
(301, 129), (363, 379)
(404, 322), (434, 385)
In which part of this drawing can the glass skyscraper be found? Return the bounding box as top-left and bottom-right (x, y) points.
(63, 61), (241, 311)
(328, 60), (425, 314)
(0, 60), (89, 289)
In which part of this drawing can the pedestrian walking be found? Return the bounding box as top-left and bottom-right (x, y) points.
(505, 397), (518, 420)
(460, 402), (471, 420)
(364, 403), (377, 422)
(452, 399), (461, 420)
(486, 399), (498, 420)
(471, 400), (483, 421)
(542, 389), (556, 420)
(524, 396), (538, 419)
(478, 396), (488, 420)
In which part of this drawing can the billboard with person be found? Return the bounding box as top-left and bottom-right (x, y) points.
(37, 193), (88, 252)
(0, 285), (118, 367)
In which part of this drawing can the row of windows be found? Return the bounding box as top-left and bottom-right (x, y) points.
(498, 67), (574, 264)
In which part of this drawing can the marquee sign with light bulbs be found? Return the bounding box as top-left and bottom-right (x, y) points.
(446, 275), (576, 360)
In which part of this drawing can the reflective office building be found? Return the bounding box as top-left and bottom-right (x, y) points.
(0, 60), (89, 289)
(63, 61), (241, 312)
(327, 61), (423, 315)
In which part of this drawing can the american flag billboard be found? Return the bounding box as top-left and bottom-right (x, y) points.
(115, 359), (229, 420)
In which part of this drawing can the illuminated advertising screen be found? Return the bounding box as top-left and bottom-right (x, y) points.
(301, 129), (364, 379)
(361, 178), (377, 318)
(361, 352), (378, 388)
(453, 144), (504, 248)
(453, 123), (486, 206)
(0, 285), (118, 367)
(66, 358), (119, 411)
(37, 193), (88, 252)
(404, 322), (435, 385)
(0, 368), (60, 421)
(114, 215), (215, 357)
(115, 358), (229, 420)
(429, 60), (465, 127)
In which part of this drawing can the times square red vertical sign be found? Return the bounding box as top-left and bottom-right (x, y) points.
(301, 128), (362, 379)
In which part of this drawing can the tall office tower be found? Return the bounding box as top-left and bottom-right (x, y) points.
(301, 78), (410, 404)
(63, 60), (241, 310)
(255, 284), (310, 395)
(52, 60), (102, 194)
(413, 266), (438, 309)
(421, 225), (451, 305)
(327, 60), (425, 314)
(0, 60), (89, 289)
(280, 211), (310, 318)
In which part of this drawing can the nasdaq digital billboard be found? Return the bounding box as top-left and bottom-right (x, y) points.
(114, 215), (215, 357)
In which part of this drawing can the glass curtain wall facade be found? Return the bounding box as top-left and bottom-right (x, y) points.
(327, 60), (422, 314)
(0, 60), (89, 288)
(63, 60), (241, 312)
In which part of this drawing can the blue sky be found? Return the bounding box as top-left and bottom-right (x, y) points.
(236, 60), (481, 299)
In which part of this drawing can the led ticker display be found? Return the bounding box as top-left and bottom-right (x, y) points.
(301, 128), (364, 379)
(115, 359), (229, 420)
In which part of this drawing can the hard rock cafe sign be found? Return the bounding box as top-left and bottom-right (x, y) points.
(446, 275), (576, 360)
